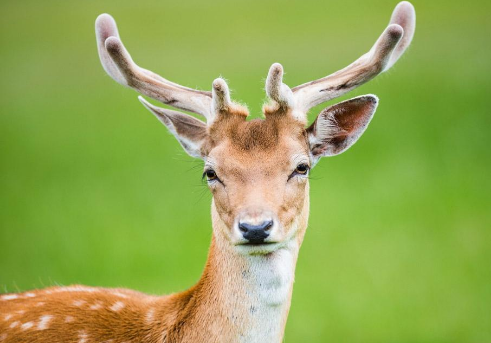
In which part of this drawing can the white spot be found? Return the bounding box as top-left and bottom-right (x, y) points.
(1, 294), (18, 301)
(35, 302), (45, 307)
(37, 315), (53, 330)
(16, 310), (25, 315)
(78, 331), (88, 343)
(89, 302), (102, 310)
(145, 308), (155, 324)
(25, 292), (36, 298)
(112, 291), (129, 298)
(65, 316), (75, 323)
(110, 301), (125, 312)
(21, 321), (34, 330)
(57, 286), (98, 293)
(10, 321), (20, 328)
(73, 300), (86, 307)
(0, 333), (7, 341)
(4, 314), (13, 321)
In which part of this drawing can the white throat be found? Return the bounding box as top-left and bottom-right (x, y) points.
(202, 235), (298, 343)
(238, 247), (296, 343)
(208, 203), (304, 343)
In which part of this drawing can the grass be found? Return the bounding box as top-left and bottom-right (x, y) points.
(1, 0), (490, 341)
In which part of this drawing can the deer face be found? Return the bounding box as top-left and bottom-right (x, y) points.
(204, 115), (311, 254)
(95, 1), (415, 253)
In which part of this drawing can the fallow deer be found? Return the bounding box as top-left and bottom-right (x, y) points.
(0, 2), (415, 342)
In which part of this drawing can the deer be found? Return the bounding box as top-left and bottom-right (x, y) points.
(0, 2), (415, 342)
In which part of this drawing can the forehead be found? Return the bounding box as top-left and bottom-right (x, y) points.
(209, 114), (307, 149)
(206, 115), (309, 169)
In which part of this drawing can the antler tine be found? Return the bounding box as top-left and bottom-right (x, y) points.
(95, 14), (213, 119)
(292, 1), (415, 114)
(95, 14), (125, 85)
(386, 1), (416, 69)
(264, 63), (308, 122)
(212, 78), (232, 113)
(265, 63), (294, 109)
(210, 78), (249, 123)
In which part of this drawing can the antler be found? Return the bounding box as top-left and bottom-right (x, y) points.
(265, 1), (415, 118)
(95, 14), (214, 119)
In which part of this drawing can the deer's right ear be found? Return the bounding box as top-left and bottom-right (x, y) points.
(139, 97), (207, 158)
(306, 95), (378, 164)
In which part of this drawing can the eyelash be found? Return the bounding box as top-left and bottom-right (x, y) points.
(202, 169), (221, 184)
(288, 164), (310, 181)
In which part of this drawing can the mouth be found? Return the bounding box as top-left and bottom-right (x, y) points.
(235, 241), (281, 255)
(241, 241), (276, 246)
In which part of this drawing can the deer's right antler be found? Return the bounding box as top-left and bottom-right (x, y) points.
(95, 14), (214, 119)
(264, 1), (415, 121)
(292, 1), (415, 114)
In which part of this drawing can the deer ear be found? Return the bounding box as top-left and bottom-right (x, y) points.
(307, 95), (378, 162)
(139, 97), (207, 158)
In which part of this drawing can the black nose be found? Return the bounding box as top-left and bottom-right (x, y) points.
(239, 220), (273, 244)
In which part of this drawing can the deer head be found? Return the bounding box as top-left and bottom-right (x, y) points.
(95, 2), (415, 256)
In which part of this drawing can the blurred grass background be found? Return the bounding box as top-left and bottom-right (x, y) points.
(1, 0), (490, 341)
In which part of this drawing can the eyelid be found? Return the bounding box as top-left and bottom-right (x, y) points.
(296, 163), (311, 171)
(288, 164), (310, 181)
(203, 169), (216, 178)
(203, 168), (224, 186)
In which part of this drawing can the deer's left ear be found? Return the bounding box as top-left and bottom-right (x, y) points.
(307, 95), (378, 162)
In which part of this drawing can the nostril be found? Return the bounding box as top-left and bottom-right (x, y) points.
(238, 220), (274, 233)
(238, 222), (249, 233)
(262, 220), (274, 232)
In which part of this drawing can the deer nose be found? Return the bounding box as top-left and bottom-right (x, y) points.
(238, 220), (273, 244)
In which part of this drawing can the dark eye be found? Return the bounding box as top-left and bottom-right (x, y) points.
(288, 163), (310, 181)
(204, 169), (218, 181)
(295, 164), (310, 175)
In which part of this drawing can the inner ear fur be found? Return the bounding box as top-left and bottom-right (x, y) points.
(307, 95), (379, 159)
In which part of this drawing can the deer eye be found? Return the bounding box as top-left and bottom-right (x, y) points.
(295, 164), (310, 175)
(204, 169), (218, 182)
(288, 163), (310, 181)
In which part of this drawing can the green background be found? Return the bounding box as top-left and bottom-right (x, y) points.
(1, 0), (490, 341)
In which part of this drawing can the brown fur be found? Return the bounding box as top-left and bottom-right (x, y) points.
(205, 110), (305, 152)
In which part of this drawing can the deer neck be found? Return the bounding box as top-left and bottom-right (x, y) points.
(168, 201), (308, 343)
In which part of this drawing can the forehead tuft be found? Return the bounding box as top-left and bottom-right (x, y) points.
(208, 115), (306, 152)
(231, 119), (279, 150)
